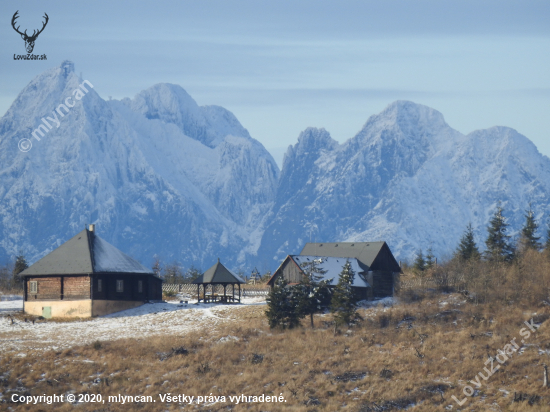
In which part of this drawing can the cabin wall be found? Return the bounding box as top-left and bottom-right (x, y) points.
(64, 276), (91, 299)
(92, 275), (107, 300)
(149, 277), (163, 300)
(26, 276), (91, 301)
(26, 277), (61, 300)
(372, 270), (393, 298)
(91, 275), (161, 301)
(370, 244), (401, 272)
(23, 273), (160, 317)
(100, 274), (153, 301)
(276, 259), (303, 284)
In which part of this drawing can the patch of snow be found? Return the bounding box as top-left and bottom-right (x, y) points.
(0, 297), (265, 354)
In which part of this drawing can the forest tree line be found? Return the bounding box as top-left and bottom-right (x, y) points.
(405, 203), (550, 306)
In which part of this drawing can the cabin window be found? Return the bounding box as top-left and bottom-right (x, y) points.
(116, 280), (124, 293)
(29, 281), (38, 294)
(138, 280), (143, 293)
(97, 279), (102, 292)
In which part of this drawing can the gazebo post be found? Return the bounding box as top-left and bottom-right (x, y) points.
(238, 283), (241, 303)
(197, 284), (200, 303)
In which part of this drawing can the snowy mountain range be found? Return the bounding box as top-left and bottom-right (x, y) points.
(258, 101), (550, 265)
(1, 61), (550, 272)
(0, 61), (278, 270)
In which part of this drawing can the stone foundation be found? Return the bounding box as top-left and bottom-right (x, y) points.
(24, 299), (146, 318)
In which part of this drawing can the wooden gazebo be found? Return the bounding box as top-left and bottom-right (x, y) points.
(192, 259), (245, 303)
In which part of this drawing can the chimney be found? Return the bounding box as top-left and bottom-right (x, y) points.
(89, 224), (95, 232)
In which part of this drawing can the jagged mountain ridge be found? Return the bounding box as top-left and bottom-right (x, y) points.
(1, 62), (550, 272)
(0, 61), (279, 269)
(257, 101), (550, 265)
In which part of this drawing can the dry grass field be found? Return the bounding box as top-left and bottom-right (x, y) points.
(2, 290), (550, 411)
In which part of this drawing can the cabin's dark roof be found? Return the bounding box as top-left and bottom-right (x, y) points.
(21, 228), (153, 276)
(192, 260), (245, 284)
(300, 241), (400, 272)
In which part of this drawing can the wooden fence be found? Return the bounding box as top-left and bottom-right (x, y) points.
(162, 283), (270, 297)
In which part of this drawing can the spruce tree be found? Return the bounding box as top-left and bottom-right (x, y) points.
(413, 249), (426, 273)
(296, 258), (332, 328)
(519, 204), (541, 251)
(456, 223), (481, 261)
(330, 261), (357, 329)
(265, 277), (300, 329)
(484, 204), (513, 262)
(425, 247), (435, 269)
(12, 252), (28, 286)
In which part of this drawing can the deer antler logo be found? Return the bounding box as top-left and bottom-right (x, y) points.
(11, 11), (49, 54)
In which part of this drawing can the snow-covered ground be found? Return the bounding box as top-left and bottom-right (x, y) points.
(0, 297), (265, 354)
(0, 294), (23, 314)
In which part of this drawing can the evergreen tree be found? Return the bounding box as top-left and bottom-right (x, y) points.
(265, 277), (300, 329)
(12, 252), (28, 286)
(413, 249), (426, 273)
(484, 203), (513, 262)
(425, 247), (435, 269)
(330, 261), (357, 329)
(519, 204), (541, 251)
(295, 258), (332, 328)
(456, 223), (481, 261)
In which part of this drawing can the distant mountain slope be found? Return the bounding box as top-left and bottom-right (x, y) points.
(256, 101), (550, 265)
(0, 61), (279, 269)
(2, 62), (549, 272)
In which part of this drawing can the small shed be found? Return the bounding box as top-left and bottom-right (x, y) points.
(21, 225), (162, 318)
(192, 259), (245, 303)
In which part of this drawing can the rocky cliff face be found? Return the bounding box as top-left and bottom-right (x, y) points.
(257, 101), (550, 266)
(0, 61), (279, 269)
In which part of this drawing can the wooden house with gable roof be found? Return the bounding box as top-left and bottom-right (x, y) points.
(268, 242), (400, 300)
(300, 242), (401, 298)
(267, 255), (371, 300)
(21, 224), (162, 318)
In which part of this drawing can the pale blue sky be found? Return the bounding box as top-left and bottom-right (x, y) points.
(1, 0), (549, 167)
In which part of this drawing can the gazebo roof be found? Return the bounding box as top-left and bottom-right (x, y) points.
(192, 259), (245, 284)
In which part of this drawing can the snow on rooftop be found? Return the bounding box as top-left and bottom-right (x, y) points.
(292, 255), (369, 287)
(93, 235), (152, 274)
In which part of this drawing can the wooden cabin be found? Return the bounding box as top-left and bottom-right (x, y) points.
(267, 255), (372, 301)
(20, 225), (162, 318)
(299, 242), (401, 298)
